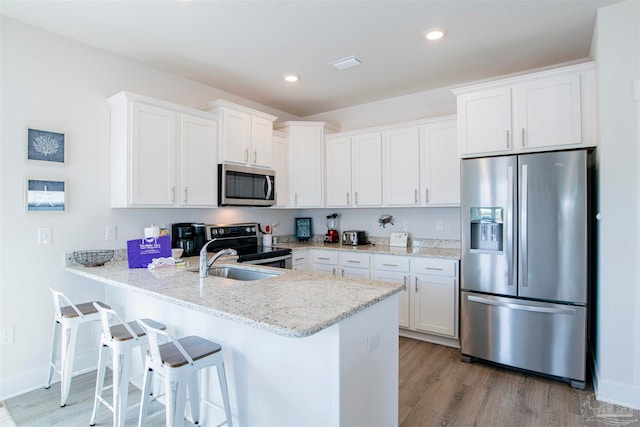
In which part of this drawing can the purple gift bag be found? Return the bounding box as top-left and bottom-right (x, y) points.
(127, 235), (172, 268)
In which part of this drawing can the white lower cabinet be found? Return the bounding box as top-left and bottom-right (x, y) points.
(412, 258), (458, 337)
(374, 254), (459, 344)
(291, 249), (308, 271)
(312, 250), (339, 276)
(373, 255), (411, 328)
(339, 252), (371, 279)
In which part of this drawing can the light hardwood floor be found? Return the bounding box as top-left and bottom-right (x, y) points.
(4, 337), (640, 426)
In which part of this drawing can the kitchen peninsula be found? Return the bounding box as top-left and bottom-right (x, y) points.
(65, 259), (402, 427)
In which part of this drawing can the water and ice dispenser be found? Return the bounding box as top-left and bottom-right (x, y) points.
(470, 207), (503, 252)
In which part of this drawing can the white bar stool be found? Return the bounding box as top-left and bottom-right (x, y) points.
(89, 302), (166, 427)
(45, 287), (106, 407)
(137, 320), (233, 427)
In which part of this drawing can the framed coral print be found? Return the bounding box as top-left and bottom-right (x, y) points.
(26, 179), (66, 212)
(27, 128), (65, 163)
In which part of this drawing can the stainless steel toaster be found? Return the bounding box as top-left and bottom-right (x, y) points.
(342, 230), (368, 245)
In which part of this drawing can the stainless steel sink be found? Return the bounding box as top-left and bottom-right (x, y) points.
(201, 266), (281, 281)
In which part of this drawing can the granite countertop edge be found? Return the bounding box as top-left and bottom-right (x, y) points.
(65, 262), (402, 339)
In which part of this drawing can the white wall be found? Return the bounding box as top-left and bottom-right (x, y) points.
(0, 18), (300, 399)
(592, 0), (640, 409)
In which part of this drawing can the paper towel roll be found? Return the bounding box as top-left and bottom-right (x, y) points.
(144, 225), (160, 238)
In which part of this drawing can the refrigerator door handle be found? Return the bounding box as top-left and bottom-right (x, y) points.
(521, 164), (528, 288)
(506, 165), (515, 288)
(467, 295), (577, 315)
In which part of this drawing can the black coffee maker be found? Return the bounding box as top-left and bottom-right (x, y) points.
(171, 223), (206, 257)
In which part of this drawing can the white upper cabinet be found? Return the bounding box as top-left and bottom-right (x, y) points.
(275, 121), (327, 208)
(383, 125), (421, 206)
(514, 73), (582, 150)
(352, 132), (383, 206)
(421, 117), (460, 205)
(453, 62), (595, 157)
(200, 100), (276, 168)
(325, 132), (382, 208)
(325, 136), (352, 207)
(180, 114), (218, 206)
(272, 131), (290, 207)
(456, 87), (513, 155)
(109, 91), (218, 208)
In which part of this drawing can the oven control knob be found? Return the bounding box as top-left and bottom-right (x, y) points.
(219, 229), (225, 235)
(251, 226), (256, 232)
(245, 227), (251, 233)
(211, 229), (217, 235)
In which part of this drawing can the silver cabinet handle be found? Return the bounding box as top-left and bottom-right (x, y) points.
(414, 189), (418, 204)
(183, 187), (188, 203)
(341, 269), (345, 276)
(467, 295), (577, 315)
(424, 267), (443, 271)
(520, 164), (529, 288)
(415, 277), (419, 293)
(521, 128), (525, 147)
(244, 148), (249, 162)
(294, 257), (305, 261)
(355, 192), (359, 205)
(403, 275), (408, 290)
(506, 130), (510, 148)
(346, 192), (350, 205)
(332, 267), (337, 276)
(253, 149), (257, 163)
(382, 263), (399, 267)
(425, 188), (429, 203)
(170, 186), (175, 203)
(318, 257), (330, 261)
(346, 260), (361, 264)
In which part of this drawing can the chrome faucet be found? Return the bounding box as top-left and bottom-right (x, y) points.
(199, 239), (237, 278)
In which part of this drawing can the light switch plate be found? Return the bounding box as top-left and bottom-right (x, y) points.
(390, 232), (408, 247)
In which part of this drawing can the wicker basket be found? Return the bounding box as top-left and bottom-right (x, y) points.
(72, 250), (114, 267)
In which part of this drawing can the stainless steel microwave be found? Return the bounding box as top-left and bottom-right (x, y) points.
(218, 164), (276, 206)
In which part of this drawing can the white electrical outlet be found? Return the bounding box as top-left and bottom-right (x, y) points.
(0, 326), (14, 345)
(367, 333), (380, 353)
(106, 225), (117, 241)
(436, 220), (444, 231)
(37, 227), (52, 244)
(403, 221), (409, 231)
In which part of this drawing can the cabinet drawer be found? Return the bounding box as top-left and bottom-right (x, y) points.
(412, 258), (456, 277)
(312, 251), (339, 265)
(340, 252), (370, 268)
(373, 255), (410, 272)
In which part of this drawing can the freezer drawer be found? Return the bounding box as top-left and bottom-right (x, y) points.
(461, 291), (586, 385)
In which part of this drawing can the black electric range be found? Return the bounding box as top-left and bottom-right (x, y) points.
(205, 223), (292, 267)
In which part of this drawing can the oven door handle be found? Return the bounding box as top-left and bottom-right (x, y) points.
(240, 254), (292, 265)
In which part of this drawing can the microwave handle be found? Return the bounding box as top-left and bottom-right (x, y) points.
(265, 175), (273, 200)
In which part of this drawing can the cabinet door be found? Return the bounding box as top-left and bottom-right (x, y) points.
(383, 126), (420, 205)
(374, 270), (410, 329)
(251, 116), (274, 168)
(514, 74), (582, 150)
(413, 274), (456, 337)
(221, 109), (251, 165)
(457, 87), (512, 156)
(291, 251), (308, 271)
(131, 102), (177, 206)
(272, 133), (290, 207)
(325, 137), (352, 207)
(291, 126), (323, 207)
(180, 114), (217, 207)
(352, 132), (382, 206)
(422, 121), (460, 205)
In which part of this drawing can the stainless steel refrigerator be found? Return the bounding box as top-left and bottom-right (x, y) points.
(460, 149), (594, 389)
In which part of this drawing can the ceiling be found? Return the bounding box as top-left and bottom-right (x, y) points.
(0, 0), (619, 117)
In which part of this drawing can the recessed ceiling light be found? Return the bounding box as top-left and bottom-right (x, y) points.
(284, 74), (300, 82)
(330, 56), (363, 71)
(425, 28), (446, 41)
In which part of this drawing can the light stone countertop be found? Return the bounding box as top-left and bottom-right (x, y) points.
(279, 241), (461, 259)
(65, 259), (403, 338)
